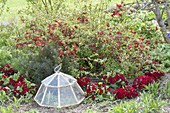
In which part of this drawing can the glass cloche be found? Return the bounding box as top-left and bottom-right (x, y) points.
(34, 64), (85, 108)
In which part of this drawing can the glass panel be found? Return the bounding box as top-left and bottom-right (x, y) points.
(62, 74), (75, 84)
(34, 84), (46, 104)
(41, 87), (58, 106)
(59, 75), (69, 86)
(60, 86), (77, 107)
(72, 83), (84, 101)
(41, 74), (56, 85)
(49, 76), (59, 86)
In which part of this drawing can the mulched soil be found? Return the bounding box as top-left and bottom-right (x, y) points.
(18, 100), (115, 113)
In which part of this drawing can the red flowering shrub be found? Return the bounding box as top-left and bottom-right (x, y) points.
(132, 76), (155, 89)
(0, 64), (16, 76)
(113, 86), (138, 99)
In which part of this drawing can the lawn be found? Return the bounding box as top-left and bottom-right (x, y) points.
(0, 0), (27, 21)
(0, 0), (135, 21)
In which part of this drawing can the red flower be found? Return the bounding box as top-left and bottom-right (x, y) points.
(132, 76), (155, 89)
(91, 84), (96, 91)
(116, 31), (121, 35)
(92, 95), (95, 100)
(124, 86), (138, 98)
(114, 74), (128, 86)
(108, 74), (128, 86)
(77, 76), (90, 87)
(13, 88), (20, 96)
(0, 86), (7, 92)
(0, 64), (15, 76)
(145, 71), (165, 80)
(108, 76), (115, 84)
(85, 77), (90, 83)
(151, 71), (164, 80)
(58, 40), (63, 46)
(113, 88), (126, 99)
(145, 71), (152, 76)
(10, 78), (16, 86)
(113, 86), (138, 99)
(98, 88), (103, 94)
(102, 75), (107, 80)
(140, 37), (145, 41)
(86, 89), (92, 96)
(146, 40), (151, 45)
(15, 82), (22, 87)
(0, 80), (4, 85)
(77, 16), (89, 23)
(2, 75), (7, 79)
(107, 88), (111, 92)
(116, 4), (122, 9)
(22, 87), (30, 95)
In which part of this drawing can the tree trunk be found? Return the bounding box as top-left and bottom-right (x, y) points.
(152, 0), (170, 43)
(165, 0), (170, 30)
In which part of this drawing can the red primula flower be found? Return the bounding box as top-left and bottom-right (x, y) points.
(113, 87), (126, 99)
(0, 80), (4, 85)
(98, 88), (103, 94)
(0, 64), (15, 76)
(85, 83), (109, 99)
(92, 95), (95, 101)
(91, 84), (97, 91)
(0, 86), (7, 92)
(113, 86), (138, 99)
(132, 76), (155, 89)
(145, 71), (152, 76)
(114, 74), (128, 85)
(116, 31), (121, 35)
(108, 76), (115, 84)
(145, 71), (165, 80)
(22, 87), (30, 95)
(124, 86), (138, 98)
(9, 78), (16, 86)
(152, 71), (164, 79)
(108, 74), (128, 86)
(2, 75), (7, 79)
(77, 76), (90, 87)
(102, 75), (107, 80)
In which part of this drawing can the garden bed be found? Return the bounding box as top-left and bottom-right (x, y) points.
(3, 73), (169, 113)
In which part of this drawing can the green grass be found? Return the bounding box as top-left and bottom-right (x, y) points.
(0, 0), (27, 21)
(0, 0), (135, 22)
